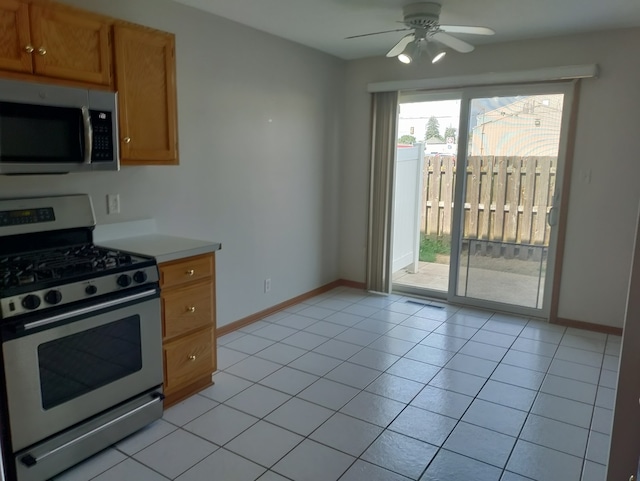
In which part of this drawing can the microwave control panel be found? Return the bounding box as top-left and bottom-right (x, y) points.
(90, 110), (114, 162)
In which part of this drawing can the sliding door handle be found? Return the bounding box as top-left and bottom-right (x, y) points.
(548, 206), (559, 226)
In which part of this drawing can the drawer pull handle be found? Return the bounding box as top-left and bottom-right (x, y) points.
(188, 355), (197, 361)
(187, 306), (196, 313)
(186, 269), (195, 276)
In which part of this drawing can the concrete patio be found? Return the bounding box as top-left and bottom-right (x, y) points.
(393, 260), (545, 309)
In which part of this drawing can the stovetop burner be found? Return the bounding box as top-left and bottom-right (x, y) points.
(0, 245), (145, 291)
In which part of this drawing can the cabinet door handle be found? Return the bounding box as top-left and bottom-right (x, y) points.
(186, 269), (195, 276)
(186, 306), (196, 313)
(37, 47), (47, 56)
(123, 137), (131, 144)
(24, 45), (34, 53)
(188, 355), (197, 361)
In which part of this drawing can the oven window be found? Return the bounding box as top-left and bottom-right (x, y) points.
(38, 316), (142, 410)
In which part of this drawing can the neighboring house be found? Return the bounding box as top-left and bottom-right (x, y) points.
(469, 94), (564, 156)
(424, 136), (456, 154)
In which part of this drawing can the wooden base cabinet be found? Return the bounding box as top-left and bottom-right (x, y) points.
(160, 253), (216, 407)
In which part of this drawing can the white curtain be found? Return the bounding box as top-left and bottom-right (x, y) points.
(366, 91), (399, 293)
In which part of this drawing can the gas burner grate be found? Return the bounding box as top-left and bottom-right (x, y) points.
(0, 245), (136, 290)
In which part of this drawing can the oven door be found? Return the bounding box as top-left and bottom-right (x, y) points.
(2, 288), (162, 451)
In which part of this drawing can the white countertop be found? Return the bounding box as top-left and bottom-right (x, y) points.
(93, 221), (220, 263)
(98, 234), (221, 264)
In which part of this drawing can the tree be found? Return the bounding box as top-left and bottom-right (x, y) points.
(398, 134), (416, 144)
(444, 126), (457, 143)
(425, 116), (444, 142)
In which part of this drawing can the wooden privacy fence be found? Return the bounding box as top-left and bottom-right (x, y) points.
(422, 155), (557, 257)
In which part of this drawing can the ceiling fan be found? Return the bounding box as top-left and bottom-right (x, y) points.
(346, 2), (495, 64)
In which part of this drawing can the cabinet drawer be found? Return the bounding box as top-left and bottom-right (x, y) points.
(164, 327), (214, 392)
(162, 281), (213, 340)
(160, 254), (213, 288)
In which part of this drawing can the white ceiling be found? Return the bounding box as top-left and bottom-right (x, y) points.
(172, 0), (640, 60)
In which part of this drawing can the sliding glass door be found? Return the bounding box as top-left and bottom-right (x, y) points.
(392, 94), (461, 296)
(449, 83), (573, 317)
(393, 82), (575, 318)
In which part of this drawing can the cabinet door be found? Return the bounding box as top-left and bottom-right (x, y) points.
(114, 24), (178, 165)
(0, 0), (32, 74)
(29, 4), (112, 86)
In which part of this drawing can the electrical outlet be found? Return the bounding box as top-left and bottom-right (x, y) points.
(107, 194), (120, 214)
(264, 278), (271, 293)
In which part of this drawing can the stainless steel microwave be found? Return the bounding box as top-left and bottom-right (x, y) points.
(0, 78), (119, 175)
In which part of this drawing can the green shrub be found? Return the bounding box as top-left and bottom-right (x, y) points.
(419, 235), (451, 263)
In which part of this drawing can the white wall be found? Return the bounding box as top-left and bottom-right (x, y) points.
(0, 0), (345, 328)
(340, 28), (640, 328)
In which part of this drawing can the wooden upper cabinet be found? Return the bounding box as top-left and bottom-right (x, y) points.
(29, 4), (112, 86)
(0, 1), (179, 166)
(0, 0), (32, 74)
(0, 0), (112, 86)
(114, 24), (179, 165)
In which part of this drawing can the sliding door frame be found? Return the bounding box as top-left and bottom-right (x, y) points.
(447, 81), (577, 319)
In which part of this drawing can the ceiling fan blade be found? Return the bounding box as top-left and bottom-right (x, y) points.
(345, 27), (410, 40)
(439, 25), (495, 36)
(432, 32), (475, 53)
(386, 33), (415, 57)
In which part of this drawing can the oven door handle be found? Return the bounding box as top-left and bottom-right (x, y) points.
(19, 392), (165, 468)
(20, 289), (158, 331)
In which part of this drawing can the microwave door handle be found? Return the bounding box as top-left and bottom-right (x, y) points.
(82, 106), (93, 164)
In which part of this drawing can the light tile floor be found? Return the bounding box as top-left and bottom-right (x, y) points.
(54, 287), (620, 481)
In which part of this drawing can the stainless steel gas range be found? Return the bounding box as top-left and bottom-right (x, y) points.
(0, 195), (164, 481)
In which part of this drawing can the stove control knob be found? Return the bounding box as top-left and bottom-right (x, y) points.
(85, 285), (98, 295)
(22, 294), (41, 310)
(133, 271), (148, 283)
(117, 274), (132, 287)
(44, 290), (62, 305)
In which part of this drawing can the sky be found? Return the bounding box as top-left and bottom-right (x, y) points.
(398, 99), (461, 139)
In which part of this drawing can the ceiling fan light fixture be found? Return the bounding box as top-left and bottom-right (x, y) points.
(426, 41), (446, 63)
(349, 3), (491, 63)
(397, 52), (412, 64)
(397, 41), (419, 64)
(431, 50), (446, 63)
